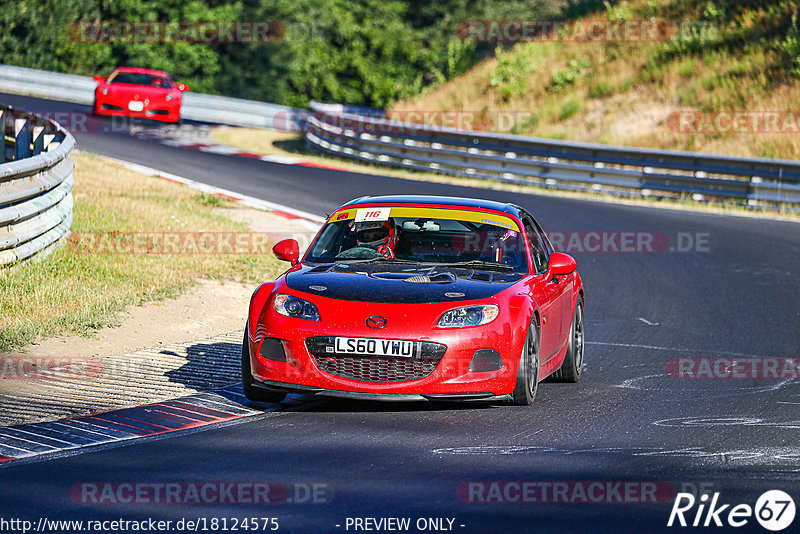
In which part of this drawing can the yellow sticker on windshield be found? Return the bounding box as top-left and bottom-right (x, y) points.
(328, 207), (520, 231)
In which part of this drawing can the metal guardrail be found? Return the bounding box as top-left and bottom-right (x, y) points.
(0, 64), (307, 131)
(306, 102), (800, 207)
(0, 105), (75, 266)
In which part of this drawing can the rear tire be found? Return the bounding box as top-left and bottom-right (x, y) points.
(241, 329), (287, 403)
(551, 297), (584, 383)
(511, 320), (540, 406)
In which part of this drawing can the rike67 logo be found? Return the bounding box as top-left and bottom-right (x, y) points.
(668, 490), (795, 531)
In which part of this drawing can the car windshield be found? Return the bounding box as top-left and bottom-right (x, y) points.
(306, 207), (529, 273)
(107, 72), (172, 88)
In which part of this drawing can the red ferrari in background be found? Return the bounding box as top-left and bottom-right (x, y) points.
(243, 195), (585, 406)
(92, 67), (188, 123)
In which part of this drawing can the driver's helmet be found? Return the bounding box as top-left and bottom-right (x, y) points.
(354, 219), (397, 255)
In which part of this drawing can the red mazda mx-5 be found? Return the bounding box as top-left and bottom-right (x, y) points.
(243, 195), (584, 405)
(93, 67), (188, 123)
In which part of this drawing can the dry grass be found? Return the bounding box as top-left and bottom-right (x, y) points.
(210, 128), (307, 157)
(391, 0), (800, 159)
(0, 152), (285, 351)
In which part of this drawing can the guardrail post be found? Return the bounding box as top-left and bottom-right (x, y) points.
(0, 109), (5, 163)
(32, 124), (45, 155)
(14, 117), (31, 160)
(42, 133), (56, 153)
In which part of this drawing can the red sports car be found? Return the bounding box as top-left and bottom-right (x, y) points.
(93, 67), (188, 123)
(243, 195), (584, 405)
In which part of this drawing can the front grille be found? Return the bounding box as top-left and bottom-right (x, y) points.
(306, 337), (446, 383)
(316, 356), (437, 382)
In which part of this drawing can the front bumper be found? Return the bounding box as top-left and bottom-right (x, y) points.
(247, 299), (527, 397)
(95, 98), (180, 123)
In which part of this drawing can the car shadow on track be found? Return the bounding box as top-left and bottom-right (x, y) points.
(163, 340), (241, 392)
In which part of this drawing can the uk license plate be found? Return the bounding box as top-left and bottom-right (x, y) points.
(334, 337), (418, 357)
(128, 101), (144, 111)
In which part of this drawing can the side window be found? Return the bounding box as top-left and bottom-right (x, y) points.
(523, 219), (549, 273)
(532, 218), (554, 256)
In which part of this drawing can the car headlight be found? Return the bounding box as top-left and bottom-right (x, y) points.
(102, 88), (108, 95)
(166, 94), (173, 101)
(437, 305), (499, 328)
(273, 294), (320, 321)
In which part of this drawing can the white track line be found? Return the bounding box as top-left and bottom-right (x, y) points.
(587, 341), (785, 359)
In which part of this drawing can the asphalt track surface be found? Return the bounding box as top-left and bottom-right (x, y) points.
(2, 93), (799, 533)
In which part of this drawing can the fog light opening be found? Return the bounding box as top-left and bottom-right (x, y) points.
(469, 349), (503, 372)
(259, 338), (287, 362)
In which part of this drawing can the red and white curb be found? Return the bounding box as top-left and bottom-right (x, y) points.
(0, 386), (313, 466)
(92, 153), (324, 231)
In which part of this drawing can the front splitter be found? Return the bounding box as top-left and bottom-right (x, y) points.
(253, 378), (508, 402)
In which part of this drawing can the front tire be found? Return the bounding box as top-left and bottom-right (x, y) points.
(551, 297), (584, 383)
(241, 329), (287, 403)
(511, 320), (540, 406)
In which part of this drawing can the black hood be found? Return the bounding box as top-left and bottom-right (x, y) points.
(284, 263), (523, 304)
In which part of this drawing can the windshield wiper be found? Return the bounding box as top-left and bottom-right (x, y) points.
(435, 260), (514, 271)
(340, 257), (421, 264)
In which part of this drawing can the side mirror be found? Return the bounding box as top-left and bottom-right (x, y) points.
(177, 83), (189, 92)
(547, 252), (577, 276)
(93, 75), (105, 83)
(273, 239), (299, 265)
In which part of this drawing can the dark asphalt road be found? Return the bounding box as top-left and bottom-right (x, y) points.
(1, 93), (799, 533)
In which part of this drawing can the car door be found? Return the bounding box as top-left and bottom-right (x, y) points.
(522, 217), (559, 362)
(533, 217), (573, 354)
